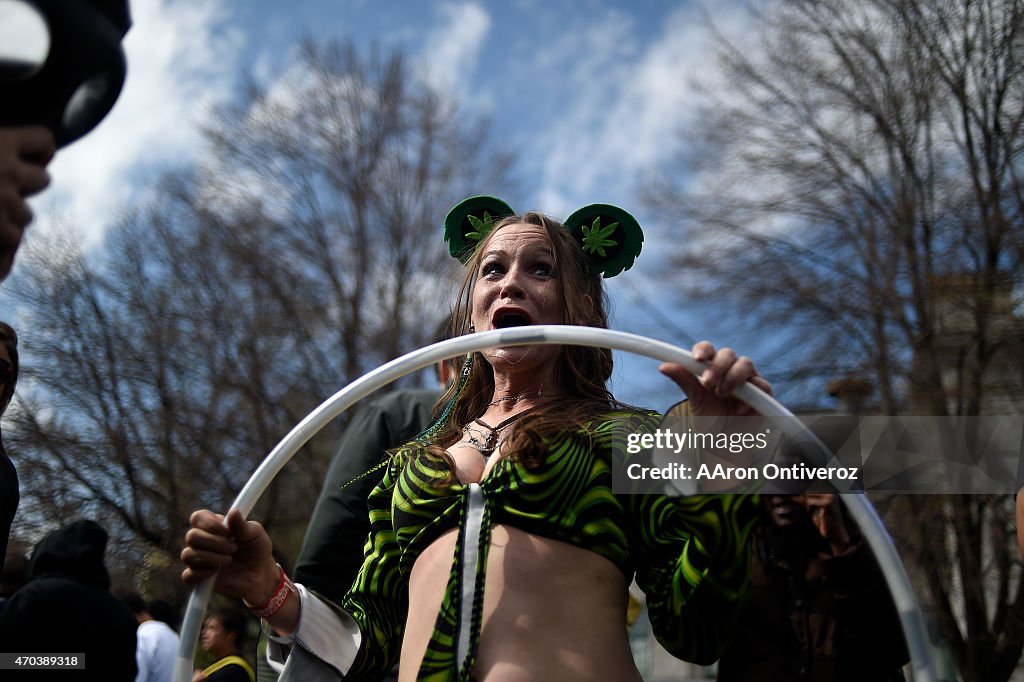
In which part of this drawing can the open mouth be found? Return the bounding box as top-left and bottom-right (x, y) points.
(493, 311), (533, 328)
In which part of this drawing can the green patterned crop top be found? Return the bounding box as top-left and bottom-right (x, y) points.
(333, 406), (760, 682)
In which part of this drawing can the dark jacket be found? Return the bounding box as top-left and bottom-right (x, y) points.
(0, 519), (137, 680)
(0, 436), (17, 563)
(294, 388), (439, 604)
(717, 520), (909, 682)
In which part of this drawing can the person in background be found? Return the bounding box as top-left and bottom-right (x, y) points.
(293, 353), (456, 605)
(716, 492), (909, 681)
(121, 591), (180, 682)
(270, 350), (455, 682)
(0, 519), (137, 679)
(195, 606), (255, 682)
(0, 322), (19, 562)
(148, 598), (182, 632)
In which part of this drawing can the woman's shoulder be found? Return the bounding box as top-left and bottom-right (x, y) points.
(604, 397), (664, 418)
(604, 400), (692, 427)
(584, 405), (662, 433)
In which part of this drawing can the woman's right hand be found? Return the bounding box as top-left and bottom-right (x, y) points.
(660, 341), (772, 417)
(181, 508), (280, 605)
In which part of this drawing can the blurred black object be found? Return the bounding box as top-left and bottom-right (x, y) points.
(0, 0), (131, 148)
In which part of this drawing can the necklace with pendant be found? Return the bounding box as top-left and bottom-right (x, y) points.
(462, 406), (540, 457)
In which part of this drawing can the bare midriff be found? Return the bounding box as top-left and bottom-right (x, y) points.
(401, 524), (643, 682)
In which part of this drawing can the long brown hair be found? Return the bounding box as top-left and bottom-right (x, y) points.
(420, 212), (628, 470)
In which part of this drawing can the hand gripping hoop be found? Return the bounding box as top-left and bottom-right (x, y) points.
(174, 326), (936, 682)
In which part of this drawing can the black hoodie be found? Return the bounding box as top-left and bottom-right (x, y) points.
(0, 520), (137, 680)
(0, 435), (17, 563)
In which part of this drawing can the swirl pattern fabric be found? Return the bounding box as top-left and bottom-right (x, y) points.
(330, 406), (759, 680)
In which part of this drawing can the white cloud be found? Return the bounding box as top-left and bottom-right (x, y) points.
(532, 3), (756, 215)
(419, 2), (491, 99)
(529, 9), (638, 215)
(29, 0), (244, 247)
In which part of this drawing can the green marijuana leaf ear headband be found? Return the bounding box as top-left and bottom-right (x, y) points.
(563, 203), (645, 277)
(443, 195), (644, 278)
(443, 196), (515, 263)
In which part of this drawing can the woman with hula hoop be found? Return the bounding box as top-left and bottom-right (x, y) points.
(181, 197), (772, 681)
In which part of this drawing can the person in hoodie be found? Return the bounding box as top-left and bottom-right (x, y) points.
(0, 519), (137, 679)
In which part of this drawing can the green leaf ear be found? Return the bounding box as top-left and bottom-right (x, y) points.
(444, 196), (516, 263)
(564, 204), (644, 277)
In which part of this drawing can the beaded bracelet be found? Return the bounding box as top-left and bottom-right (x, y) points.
(244, 564), (296, 619)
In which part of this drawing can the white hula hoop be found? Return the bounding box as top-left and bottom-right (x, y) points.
(174, 326), (935, 682)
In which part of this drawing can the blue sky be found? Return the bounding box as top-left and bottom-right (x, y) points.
(23, 0), (812, 410)
(39, 0), (754, 234)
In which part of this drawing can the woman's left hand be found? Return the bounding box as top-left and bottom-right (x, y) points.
(659, 341), (772, 416)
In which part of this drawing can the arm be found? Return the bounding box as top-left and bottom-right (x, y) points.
(629, 490), (760, 664)
(631, 343), (768, 662)
(333, 456), (409, 677)
(182, 510), (300, 635)
(606, 407), (758, 663)
(184, 458), (409, 681)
